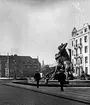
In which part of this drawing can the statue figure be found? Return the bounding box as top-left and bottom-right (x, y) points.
(45, 43), (73, 81)
(53, 43), (73, 80)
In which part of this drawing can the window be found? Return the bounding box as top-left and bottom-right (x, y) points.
(76, 68), (78, 74)
(85, 67), (88, 74)
(85, 56), (88, 63)
(76, 40), (77, 46)
(80, 31), (83, 34)
(80, 48), (82, 54)
(77, 33), (79, 35)
(85, 46), (88, 53)
(72, 50), (73, 55)
(84, 36), (87, 42)
(84, 28), (87, 32)
(76, 49), (78, 56)
(72, 41), (73, 46)
(80, 38), (82, 45)
(81, 59), (82, 64)
(27, 66), (30, 68)
(77, 57), (82, 65)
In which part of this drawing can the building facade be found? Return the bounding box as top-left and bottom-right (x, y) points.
(0, 54), (41, 77)
(71, 23), (90, 77)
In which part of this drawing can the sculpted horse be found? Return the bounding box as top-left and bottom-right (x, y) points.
(51, 43), (72, 80)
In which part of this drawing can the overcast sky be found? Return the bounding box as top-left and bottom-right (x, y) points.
(0, 0), (89, 64)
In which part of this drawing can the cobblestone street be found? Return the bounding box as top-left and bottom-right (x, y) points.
(0, 83), (88, 105)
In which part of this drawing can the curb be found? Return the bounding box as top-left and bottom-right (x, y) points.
(3, 83), (90, 104)
(12, 81), (90, 87)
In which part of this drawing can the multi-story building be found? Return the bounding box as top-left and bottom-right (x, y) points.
(71, 23), (90, 77)
(0, 54), (41, 77)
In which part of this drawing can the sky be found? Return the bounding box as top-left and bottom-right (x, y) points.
(0, 0), (90, 65)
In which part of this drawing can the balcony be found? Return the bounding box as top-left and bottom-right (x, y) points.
(78, 43), (83, 48)
(74, 53), (78, 56)
(78, 54), (83, 58)
(74, 54), (83, 59)
(74, 53), (78, 59)
(74, 45), (78, 49)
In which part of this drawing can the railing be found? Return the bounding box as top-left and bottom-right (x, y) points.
(74, 43), (82, 49)
(78, 43), (83, 48)
(74, 45), (78, 49)
(74, 53), (78, 56)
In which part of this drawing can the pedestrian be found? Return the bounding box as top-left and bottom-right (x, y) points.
(34, 70), (41, 88)
(58, 69), (66, 91)
(45, 74), (49, 84)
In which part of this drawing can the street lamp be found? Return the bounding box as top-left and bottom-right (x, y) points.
(13, 60), (17, 80)
(20, 65), (23, 78)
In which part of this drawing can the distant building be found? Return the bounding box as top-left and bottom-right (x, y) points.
(0, 54), (41, 77)
(42, 60), (44, 67)
(41, 63), (57, 78)
(41, 65), (50, 74)
(70, 23), (90, 76)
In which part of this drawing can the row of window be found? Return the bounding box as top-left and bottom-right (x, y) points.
(72, 45), (88, 55)
(74, 56), (88, 66)
(72, 35), (87, 46)
(75, 66), (88, 74)
(76, 56), (88, 64)
(74, 27), (88, 37)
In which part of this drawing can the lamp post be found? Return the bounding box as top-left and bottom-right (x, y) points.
(21, 64), (23, 78)
(13, 60), (17, 80)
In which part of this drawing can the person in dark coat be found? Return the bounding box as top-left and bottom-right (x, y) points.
(58, 69), (66, 91)
(34, 70), (41, 88)
(45, 74), (49, 84)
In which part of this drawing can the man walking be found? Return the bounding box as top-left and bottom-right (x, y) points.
(58, 69), (66, 91)
(34, 70), (41, 88)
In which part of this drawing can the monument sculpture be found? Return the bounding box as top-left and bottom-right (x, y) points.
(45, 43), (73, 80)
(53, 43), (73, 80)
